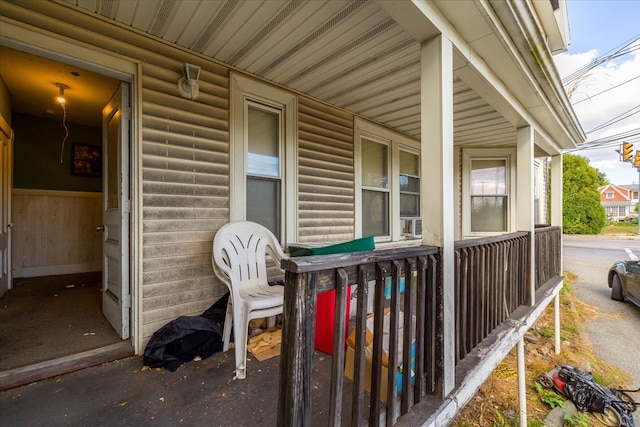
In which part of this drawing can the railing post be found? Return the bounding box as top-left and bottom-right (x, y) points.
(277, 270), (316, 427)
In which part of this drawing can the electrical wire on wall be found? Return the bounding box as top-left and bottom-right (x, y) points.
(55, 83), (69, 164)
(59, 100), (69, 164)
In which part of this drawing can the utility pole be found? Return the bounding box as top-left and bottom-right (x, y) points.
(618, 142), (640, 234)
(634, 150), (640, 235)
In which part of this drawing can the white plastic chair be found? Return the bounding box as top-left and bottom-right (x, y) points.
(212, 221), (286, 379)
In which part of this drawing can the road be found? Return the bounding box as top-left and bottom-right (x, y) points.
(563, 235), (640, 425)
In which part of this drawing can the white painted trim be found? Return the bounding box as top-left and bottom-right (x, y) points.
(461, 147), (517, 238)
(517, 339), (527, 427)
(354, 117), (420, 242)
(516, 126), (535, 304)
(1, 20), (141, 352)
(420, 34), (456, 396)
(0, 20), (136, 79)
(230, 72), (298, 245)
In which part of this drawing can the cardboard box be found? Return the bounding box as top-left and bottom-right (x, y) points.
(344, 310), (415, 402)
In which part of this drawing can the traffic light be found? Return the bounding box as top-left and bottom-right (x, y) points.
(634, 151), (640, 168)
(623, 142), (634, 161)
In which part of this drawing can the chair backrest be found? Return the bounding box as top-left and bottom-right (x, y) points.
(212, 221), (286, 292)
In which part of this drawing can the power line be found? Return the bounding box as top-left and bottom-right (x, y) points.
(567, 128), (640, 152)
(586, 105), (640, 134)
(562, 34), (640, 84)
(572, 75), (640, 106)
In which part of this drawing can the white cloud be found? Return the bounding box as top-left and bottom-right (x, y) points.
(553, 45), (640, 184)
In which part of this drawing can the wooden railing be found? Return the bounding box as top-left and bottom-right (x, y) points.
(454, 232), (530, 363)
(277, 228), (563, 425)
(277, 246), (442, 426)
(534, 226), (562, 290)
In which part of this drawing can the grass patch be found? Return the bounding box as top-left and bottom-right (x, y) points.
(451, 272), (633, 426)
(602, 222), (639, 234)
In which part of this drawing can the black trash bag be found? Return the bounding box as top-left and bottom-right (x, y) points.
(143, 292), (229, 371)
(560, 365), (636, 427)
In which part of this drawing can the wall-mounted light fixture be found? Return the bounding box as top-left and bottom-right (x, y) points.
(55, 82), (69, 104)
(178, 63), (201, 100)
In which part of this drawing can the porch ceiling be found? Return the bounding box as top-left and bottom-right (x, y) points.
(3, 0), (526, 147)
(55, 0), (518, 147)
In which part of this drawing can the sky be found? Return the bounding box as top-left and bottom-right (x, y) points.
(552, 0), (640, 185)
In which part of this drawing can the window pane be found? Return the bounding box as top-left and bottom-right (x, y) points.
(361, 138), (388, 189)
(247, 177), (280, 238)
(471, 159), (506, 195)
(400, 193), (419, 217)
(471, 196), (506, 232)
(400, 151), (418, 176)
(362, 189), (389, 237)
(400, 151), (420, 217)
(248, 106), (279, 177)
(400, 175), (420, 193)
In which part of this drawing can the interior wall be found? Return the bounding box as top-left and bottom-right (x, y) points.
(12, 189), (102, 278)
(11, 112), (103, 278)
(13, 113), (101, 192)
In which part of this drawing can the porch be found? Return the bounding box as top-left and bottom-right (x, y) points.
(0, 226), (563, 426)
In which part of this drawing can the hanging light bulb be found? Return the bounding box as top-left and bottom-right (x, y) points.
(55, 83), (68, 104)
(54, 83), (70, 164)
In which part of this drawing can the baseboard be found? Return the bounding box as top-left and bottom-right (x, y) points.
(15, 262), (102, 278)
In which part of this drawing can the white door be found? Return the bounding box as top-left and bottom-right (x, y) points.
(102, 83), (131, 339)
(0, 115), (13, 297)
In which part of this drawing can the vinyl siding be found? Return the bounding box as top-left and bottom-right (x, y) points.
(140, 62), (230, 337)
(297, 96), (355, 241)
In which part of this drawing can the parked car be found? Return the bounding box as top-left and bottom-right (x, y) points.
(608, 261), (640, 307)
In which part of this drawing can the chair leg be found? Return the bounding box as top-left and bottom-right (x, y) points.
(233, 307), (249, 379)
(267, 316), (276, 328)
(222, 300), (233, 352)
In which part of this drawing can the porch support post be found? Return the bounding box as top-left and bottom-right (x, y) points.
(517, 339), (527, 427)
(420, 34), (455, 396)
(551, 154), (563, 354)
(516, 126), (535, 305)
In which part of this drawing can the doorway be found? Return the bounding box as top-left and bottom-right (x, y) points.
(0, 46), (134, 387)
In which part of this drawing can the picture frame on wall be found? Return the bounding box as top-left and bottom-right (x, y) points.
(71, 143), (102, 178)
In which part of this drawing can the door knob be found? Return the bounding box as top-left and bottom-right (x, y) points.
(96, 225), (105, 231)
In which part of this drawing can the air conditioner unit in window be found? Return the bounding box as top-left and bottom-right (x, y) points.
(401, 217), (422, 238)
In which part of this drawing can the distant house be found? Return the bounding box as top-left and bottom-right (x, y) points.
(599, 184), (639, 221)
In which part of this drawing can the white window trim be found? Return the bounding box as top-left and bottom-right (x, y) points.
(230, 72), (297, 244)
(354, 118), (420, 244)
(461, 148), (516, 238)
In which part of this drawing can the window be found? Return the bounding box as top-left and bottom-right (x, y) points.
(355, 119), (420, 242)
(361, 137), (390, 237)
(246, 103), (282, 238)
(606, 192), (614, 199)
(231, 73), (296, 243)
(462, 148), (515, 236)
(470, 159), (507, 232)
(400, 150), (420, 217)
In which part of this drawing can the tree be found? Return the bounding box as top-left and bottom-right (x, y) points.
(562, 154), (606, 234)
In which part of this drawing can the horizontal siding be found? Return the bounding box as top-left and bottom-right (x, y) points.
(136, 45), (230, 339)
(297, 96), (355, 242)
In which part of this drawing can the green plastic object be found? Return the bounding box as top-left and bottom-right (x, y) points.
(288, 236), (375, 257)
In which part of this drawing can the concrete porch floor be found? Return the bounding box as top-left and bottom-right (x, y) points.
(0, 347), (357, 426)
